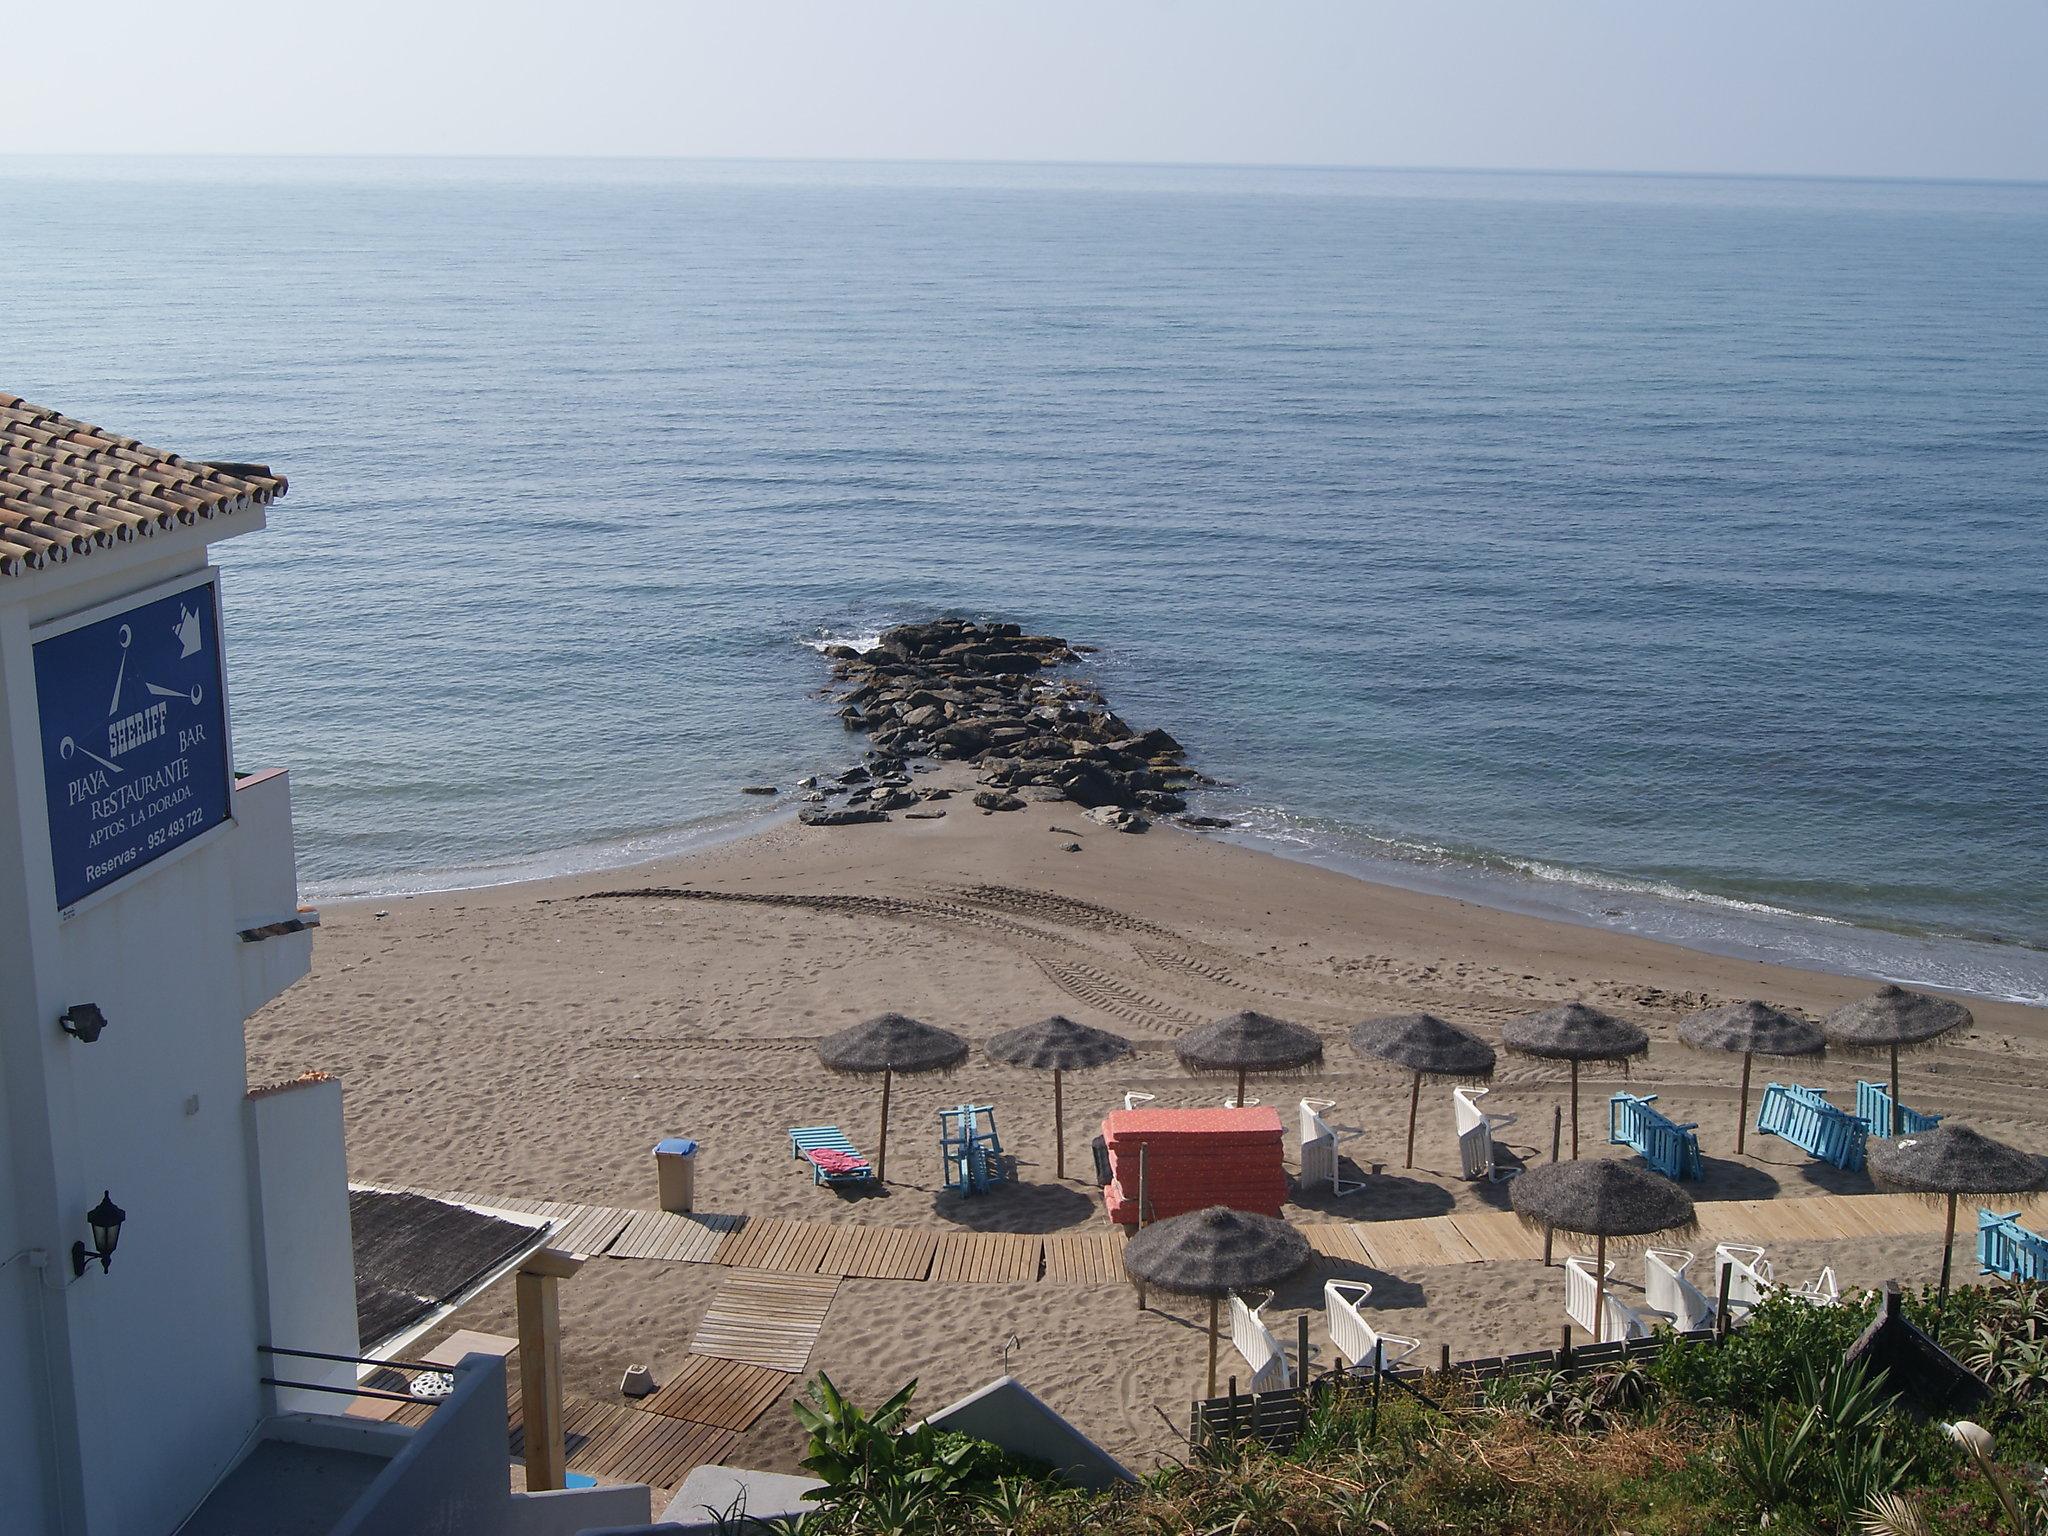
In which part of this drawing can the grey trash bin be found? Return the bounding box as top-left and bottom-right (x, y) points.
(654, 1137), (698, 1213)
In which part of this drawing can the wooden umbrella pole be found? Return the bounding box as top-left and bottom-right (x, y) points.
(877, 1069), (892, 1184)
(1236, 1067), (1248, 1108)
(1594, 1233), (1607, 1345)
(1054, 1069), (1066, 1180)
(1405, 1074), (1422, 1169)
(1891, 1044), (1902, 1138)
(1570, 1061), (1581, 1159)
(1207, 1297), (1220, 1399)
(1737, 1052), (1753, 1155)
(1941, 1192), (1958, 1303)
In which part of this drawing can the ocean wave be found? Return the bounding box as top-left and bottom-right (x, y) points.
(798, 628), (884, 655)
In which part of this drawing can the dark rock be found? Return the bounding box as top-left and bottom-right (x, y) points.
(918, 787), (954, 801)
(740, 785), (778, 796)
(904, 809), (947, 820)
(799, 807), (889, 827)
(836, 766), (871, 785)
(1063, 842), (1083, 852)
(1137, 791), (1187, 814)
(871, 787), (918, 811)
(1178, 815), (1234, 829)
(973, 791), (1026, 812)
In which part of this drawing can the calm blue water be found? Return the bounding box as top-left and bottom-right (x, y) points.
(5, 158), (2045, 1000)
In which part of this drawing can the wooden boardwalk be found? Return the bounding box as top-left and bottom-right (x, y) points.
(381, 1184), (2008, 1292)
(690, 1269), (842, 1372)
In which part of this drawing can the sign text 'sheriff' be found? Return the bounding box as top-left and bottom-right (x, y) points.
(34, 576), (234, 909)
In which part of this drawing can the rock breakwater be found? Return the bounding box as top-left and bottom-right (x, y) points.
(801, 619), (1208, 830)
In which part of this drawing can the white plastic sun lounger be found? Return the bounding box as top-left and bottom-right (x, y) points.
(1565, 1257), (1655, 1343)
(1645, 1248), (1716, 1332)
(1228, 1290), (1294, 1393)
(1454, 1086), (1518, 1182)
(1325, 1280), (1422, 1375)
(1714, 1244), (1839, 1319)
(1298, 1098), (1366, 1196)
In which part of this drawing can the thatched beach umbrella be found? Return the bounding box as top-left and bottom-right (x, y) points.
(1823, 985), (1972, 1137)
(815, 1013), (969, 1183)
(1868, 1124), (2048, 1301)
(1513, 1158), (1695, 1342)
(1123, 1206), (1311, 1398)
(1176, 1011), (1324, 1110)
(1349, 1013), (1496, 1169)
(1501, 1003), (1649, 1159)
(1678, 1000), (1825, 1155)
(986, 1015), (1133, 1180)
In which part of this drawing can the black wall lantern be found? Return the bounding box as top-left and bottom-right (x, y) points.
(72, 1191), (126, 1277)
(58, 1004), (107, 1044)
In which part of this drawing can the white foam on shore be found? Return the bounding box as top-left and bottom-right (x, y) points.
(1213, 803), (2048, 1007)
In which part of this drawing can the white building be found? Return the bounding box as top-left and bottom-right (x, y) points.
(0, 394), (650, 1536)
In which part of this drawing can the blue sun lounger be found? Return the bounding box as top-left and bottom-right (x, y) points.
(1979, 1210), (2048, 1283)
(788, 1124), (875, 1186)
(1608, 1093), (1704, 1181)
(1755, 1083), (1866, 1172)
(1855, 1081), (1943, 1139)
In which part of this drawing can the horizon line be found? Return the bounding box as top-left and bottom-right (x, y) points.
(4, 150), (2045, 192)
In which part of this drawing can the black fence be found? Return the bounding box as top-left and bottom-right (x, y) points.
(1189, 1322), (1723, 1452)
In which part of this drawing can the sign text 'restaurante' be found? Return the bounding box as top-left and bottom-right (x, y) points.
(34, 577), (234, 909)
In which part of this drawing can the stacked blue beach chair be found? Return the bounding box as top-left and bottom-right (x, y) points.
(1855, 1081), (1943, 1138)
(939, 1104), (1008, 1195)
(1980, 1211), (2048, 1283)
(1607, 1092), (1703, 1180)
(1755, 1083), (1867, 1171)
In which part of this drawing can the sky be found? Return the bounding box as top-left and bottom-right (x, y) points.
(13, 1), (2048, 181)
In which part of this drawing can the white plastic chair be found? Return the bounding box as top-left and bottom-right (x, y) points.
(1453, 1086), (1518, 1182)
(1228, 1290), (1294, 1393)
(1713, 1243), (1839, 1320)
(1298, 1098), (1366, 1196)
(1645, 1248), (1715, 1332)
(1325, 1281), (1421, 1375)
(1564, 1257), (1653, 1343)
(1122, 1092), (1156, 1112)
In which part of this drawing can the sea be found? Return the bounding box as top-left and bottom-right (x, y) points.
(4, 157), (2044, 1003)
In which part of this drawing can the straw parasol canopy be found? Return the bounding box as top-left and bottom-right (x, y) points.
(1501, 1003), (1649, 1159)
(1868, 1124), (2048, 1299)
(816, 1013), (970, 1183)
(1176, 1011), (1324, 1109)
(1512, 1158), (1696, 1343)
(1123, 1206), (1311, 1397)
(986, 1015), (1133, 1180)
(1678, 1001), (1825, 1155)
(1349, 1013), (1496, 1169)
(1823, 985), (1972, 1138)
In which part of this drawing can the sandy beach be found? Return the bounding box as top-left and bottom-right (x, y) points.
(248, 764), (2047, 1486)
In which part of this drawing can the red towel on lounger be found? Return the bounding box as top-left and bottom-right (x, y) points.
(806, 1148), (870, 1175)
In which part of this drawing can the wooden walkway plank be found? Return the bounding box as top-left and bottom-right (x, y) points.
(1354, 1217), (1483, 1270)
(1446, 1211), (1548, 1263)
(607, 1210), (744, 1263)
(641, 1356), (796, 1432)
(690, 1269), (841, 1373)
(1302, 1223), (1371, 1267)
(1043, 1231), (1128, 1285)
(931, 1231), (1043, 1284)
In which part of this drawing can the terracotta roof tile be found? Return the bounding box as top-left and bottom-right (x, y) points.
(0, 392), (286, 578)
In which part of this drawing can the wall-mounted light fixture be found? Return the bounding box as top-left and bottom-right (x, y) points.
(72, 1192), (126, 1277)
(58, 1004), (107, 1044)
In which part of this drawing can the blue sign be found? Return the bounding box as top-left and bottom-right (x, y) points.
(34, 577), (234, 910)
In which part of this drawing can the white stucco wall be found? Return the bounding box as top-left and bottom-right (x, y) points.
(247, 1074), (360, 1412)
(0, 521), (315, 1536)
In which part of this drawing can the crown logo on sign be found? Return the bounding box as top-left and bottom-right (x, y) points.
(174, 605), (202, 659)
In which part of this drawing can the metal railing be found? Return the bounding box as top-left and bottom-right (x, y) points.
(257, 1344), (455, 1407)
